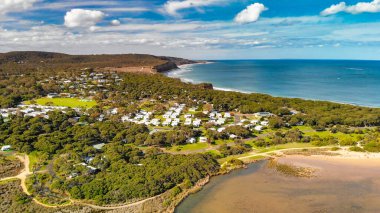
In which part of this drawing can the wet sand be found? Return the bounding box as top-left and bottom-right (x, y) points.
(176, 156), (380, 213)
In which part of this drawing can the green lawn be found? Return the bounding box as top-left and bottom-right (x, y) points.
(25, 98), (97, 108)
(170, 142), (209, 152)
(303, 130), (360, 140)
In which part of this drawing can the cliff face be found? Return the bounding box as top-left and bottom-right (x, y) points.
(158, 56), (197, 66)
(153, 61), (178, 72)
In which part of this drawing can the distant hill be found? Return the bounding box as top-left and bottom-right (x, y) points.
(0, 51), (197, 74)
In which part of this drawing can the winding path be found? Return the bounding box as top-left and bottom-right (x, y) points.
(0, 153), (166, 210)
(0, 147), (331, 210)
(0, 154), (32, 194)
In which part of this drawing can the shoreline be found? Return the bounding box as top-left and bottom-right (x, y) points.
(165, 63), (380, 108)
(174, 148), (380, 211)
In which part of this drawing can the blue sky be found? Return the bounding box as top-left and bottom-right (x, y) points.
(1, 0), (380, 59)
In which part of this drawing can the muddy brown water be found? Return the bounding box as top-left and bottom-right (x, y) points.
(175, 156), (380, 213)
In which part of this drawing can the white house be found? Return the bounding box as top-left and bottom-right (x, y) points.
(254, 125), (264, 131)
(184, 118), (192, 126)
(193, 119), (202, 127)
(199, 137), (208, 143)
(216, 118), (226, 125)
(254, 112), (273, 117)
(251, 120), (259, 125)
(1, 145), (11, 151)
(93, 143), (105, 150)
(47, 93), (59, 98)
(224, 112), (231, 118)
(261, 121), (269, 126)
(151, 119), (160, 126)
(187, 138), (196, 144)
(217, 127), (225, 133)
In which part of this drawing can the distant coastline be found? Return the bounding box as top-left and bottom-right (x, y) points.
(165, 60), (380, 108)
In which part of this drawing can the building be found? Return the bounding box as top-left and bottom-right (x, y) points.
(199, 137), (208, 143)
(47, 93), (59, 98)
(254, 112), (273, 117)
(93, 143), (105, 150)
(187, 138), (196, 144)
(254, 125), (264, 131)
(1, 145), (11, 151)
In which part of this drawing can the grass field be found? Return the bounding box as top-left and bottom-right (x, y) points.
(25, 98), (97, 108)
(170, 142), (209, 152)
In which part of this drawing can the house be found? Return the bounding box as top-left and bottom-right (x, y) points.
(224, 112), (231, 118)
(251, 120), (259, 125)
(217, 127), (225, 133)
(254, 125), (264, 131)
(84, 156), (94, 164)
(254, 112), (273, 117)
(93, 143), (105, 150)
(216, 118), (226, 125)
(229, 134), (237, 139)
(121, 115), (130, 122)
(261, 121), (269, 126)
(151, 119), (160, 126)
(110, 108), (118, 115)
(184, 118), (192, 126)
(87, 166), (98, 174)
(47, 93), (59, 98)
(1, 145), (11, 151)
(199, 137), (208, 143)
(68, 172), (79, 179)
(193, 119), (201, 127)
(187, 138), (196, 144)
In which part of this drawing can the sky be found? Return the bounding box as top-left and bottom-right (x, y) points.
(1, 0), (380, 59)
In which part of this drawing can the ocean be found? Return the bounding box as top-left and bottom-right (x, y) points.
(166, 60), (380, 107)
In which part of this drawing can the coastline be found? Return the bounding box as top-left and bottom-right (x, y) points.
(165, 62), (380, 108)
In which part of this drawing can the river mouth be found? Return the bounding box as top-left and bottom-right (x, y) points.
(175, 156), (380, 213)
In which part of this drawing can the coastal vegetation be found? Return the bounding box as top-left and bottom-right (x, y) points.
(267, 158), (316, 178)
(0, 154), (22, 179)
(0, 52), (380, 211)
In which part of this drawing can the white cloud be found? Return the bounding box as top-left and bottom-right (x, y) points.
(110, 19), (121, 26)
(163, 0), (224, 16)
(102, 7), (149, 13)
(234, 3), (267, 24)
(320, 2), (346, 16)
(0, 0), (38, 15)
(64, 9), (105, 28)
(321, 0), (380, 16)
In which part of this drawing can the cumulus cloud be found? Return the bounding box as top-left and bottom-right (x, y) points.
(320, 2), (347, 16)
(0, 0), (38, 15)
(234, 3), (267, 24)
(321, 0), (380, 16)
(64, 9), (105, 28)
(163, 0), (224, 16)
(111, 19), (121, 26)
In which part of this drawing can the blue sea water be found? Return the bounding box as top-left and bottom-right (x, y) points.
(166, 60), (380, 107)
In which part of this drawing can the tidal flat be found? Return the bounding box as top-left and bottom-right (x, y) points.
(176, 156), (380, 213)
